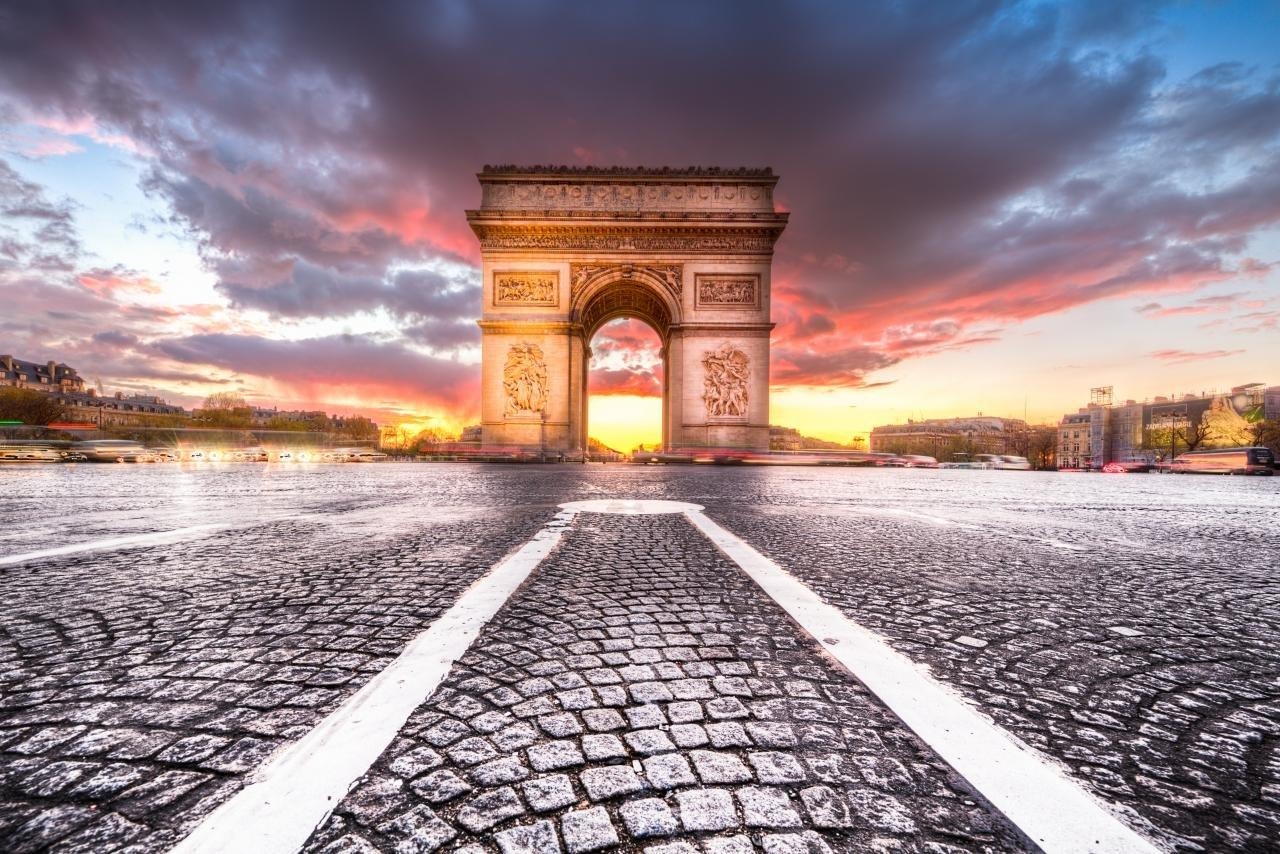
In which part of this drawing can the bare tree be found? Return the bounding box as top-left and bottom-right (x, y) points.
(1027, 425), (1058, 470)
(1175, 416), (1215, 453)
(1251, 419), (1280, 454)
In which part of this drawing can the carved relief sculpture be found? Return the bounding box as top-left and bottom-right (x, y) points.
(570, 264), (609, 297)
(503, 343), (549, 416)
(570, 263), (683, 301)
(702, 343), (750, 418)
(494, 272), (558, 306)
(476, 227), (780, 254)
(696, 274), (758, 308)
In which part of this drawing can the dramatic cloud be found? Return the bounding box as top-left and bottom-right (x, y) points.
(0, 0), (1276, 419)
(0, 157), (81, 271)
(588, 318), (663, 396)
(154, 333), (478, 412)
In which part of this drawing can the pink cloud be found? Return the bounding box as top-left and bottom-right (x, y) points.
(1148, 348), (1245, 363)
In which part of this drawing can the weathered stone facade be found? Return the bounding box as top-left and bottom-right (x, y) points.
(468, 166), (787, 452)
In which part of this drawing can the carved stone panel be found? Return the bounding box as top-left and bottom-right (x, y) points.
(480, 179), (775, 213)
(570, 264), (610, 299)
(695, 274), (759, 309)
(702, 343), (750, 419)
(503, 343), (549, 417)
(571, 263), (683, 303)
(494, 272), (559, 307)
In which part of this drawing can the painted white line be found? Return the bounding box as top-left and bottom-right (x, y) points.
(171, 508), (577, 854)
(0, 525), (224, 567)
(683, 508), (1161, 854)
(560, 499), (703, 515)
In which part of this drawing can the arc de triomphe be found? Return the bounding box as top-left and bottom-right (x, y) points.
(467, 166), (788, 454)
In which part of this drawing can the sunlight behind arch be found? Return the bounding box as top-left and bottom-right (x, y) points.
(587, 318), (663, 452)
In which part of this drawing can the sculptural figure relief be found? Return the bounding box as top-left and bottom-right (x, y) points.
(474, 227), (779, 254)
(696, 275), (758, 307)
(702, 343), (750, 418)
(495, 272), (558, 305)
(570, 263), (683, 301)
(503, 343), (549, 416)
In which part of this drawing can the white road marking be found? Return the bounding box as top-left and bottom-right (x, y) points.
(560, 499), (703, 515)
(170, 508), (577, 854)
(0, 525), (223, 567)
(683, 507), (1161, 854)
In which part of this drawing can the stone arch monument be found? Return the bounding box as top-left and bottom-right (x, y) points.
(467, 166), (788, 454)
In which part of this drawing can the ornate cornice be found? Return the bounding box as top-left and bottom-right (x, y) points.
(672, 322), (775, 337)
(477, 320), (583, 336)
(471, 224), (784, 255)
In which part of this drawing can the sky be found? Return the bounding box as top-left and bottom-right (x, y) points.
(0, 0), (1277, 451)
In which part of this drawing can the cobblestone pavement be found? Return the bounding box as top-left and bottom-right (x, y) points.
(2, 464), (1277, 852)
(0, 499), (549, 852)
(709, 474), (1280, 853)
(304, 512), (1030, 854)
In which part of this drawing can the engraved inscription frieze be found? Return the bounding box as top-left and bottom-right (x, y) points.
(695, 274), (759, 309)
(494, 272), (559, 306)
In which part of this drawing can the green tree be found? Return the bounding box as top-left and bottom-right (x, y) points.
(0, 388), (66, 425)
(200, 392), (252, 428)
(265, 416), (309, 431)
(1143, 422), (1177, 461)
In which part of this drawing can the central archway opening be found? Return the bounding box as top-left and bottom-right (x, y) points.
(587, 317), (664, 456)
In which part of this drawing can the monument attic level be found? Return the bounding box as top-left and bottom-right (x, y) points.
(467, 166), (788, 455)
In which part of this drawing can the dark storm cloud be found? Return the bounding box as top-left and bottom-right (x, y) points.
(219, 260), (477, 323)
(0, 0), (1277, 394)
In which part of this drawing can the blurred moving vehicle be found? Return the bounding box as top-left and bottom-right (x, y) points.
(0, 443), (63, 463)
(1170, 446), (1274, 475)
(1102, 460), (1152, 473)
(892, 454), (939, 468)
(995, 455), (1031, 470)
(71, 439), (150, 462)
(939, 453), (989, 469)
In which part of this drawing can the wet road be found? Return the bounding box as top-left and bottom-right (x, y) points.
(0, 463), (1277, 852)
